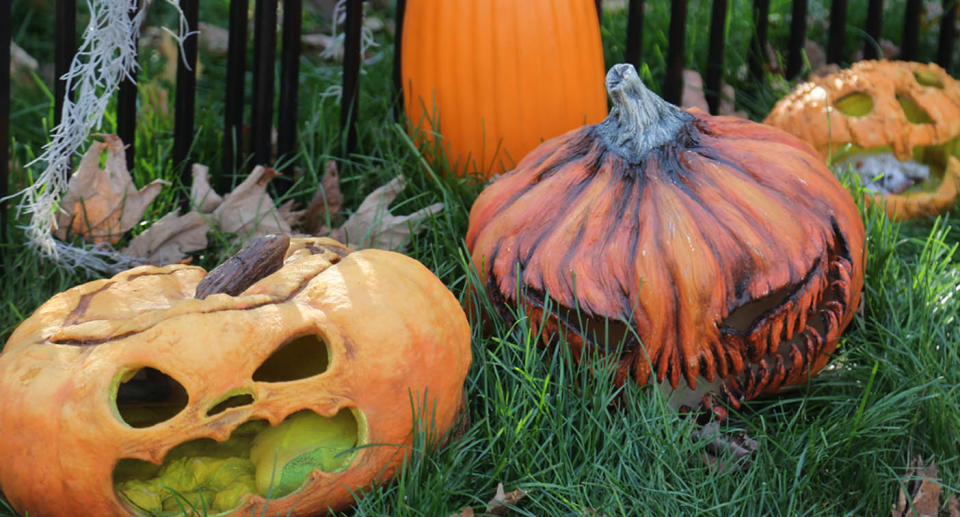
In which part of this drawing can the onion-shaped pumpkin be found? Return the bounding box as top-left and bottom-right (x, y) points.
(0, 237), (471, 516)
(401, 0), (608, 178)
(466, 64), (866, 417)
(764, 60), (960, 220)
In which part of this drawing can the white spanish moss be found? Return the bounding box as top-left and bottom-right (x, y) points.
(319, 0), (379, 101)
(16, 0), (188, 274)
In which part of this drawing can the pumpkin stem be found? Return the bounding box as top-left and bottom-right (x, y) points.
(597, 64), (694, 163)
(195, 234), (291, 299)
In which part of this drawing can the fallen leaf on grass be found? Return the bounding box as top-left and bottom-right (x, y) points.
(329, 175), (443, 250)
(190, 163), (223, 213)
(122, 210), (209, 265)
(302, 160), (344, 234)
(891, 457), (960, 517)
(54, 134), (169, 244)
(211, 165), (297, 239)
(198, 22), (230, 56)
(11, 42), (38, 76)
(681, 70), (746, 118)
(449, 483), (527, 517)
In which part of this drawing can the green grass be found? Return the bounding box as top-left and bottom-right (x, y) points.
(3, 1), (960, 515)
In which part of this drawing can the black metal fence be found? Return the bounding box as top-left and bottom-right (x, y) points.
(1, 0), (958, 262)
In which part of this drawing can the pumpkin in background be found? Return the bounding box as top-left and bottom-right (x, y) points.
(0, 236), (471, 516)
(765, 60), (960, 220)
(401, 0), (608, 179)
(466, 64), (866, 419)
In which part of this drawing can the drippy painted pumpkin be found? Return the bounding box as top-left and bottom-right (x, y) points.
(0, 237), (471, 516)
(466, 64), (866, 418)
(401, 0), (608, 178)
(765, 60), (960, 220)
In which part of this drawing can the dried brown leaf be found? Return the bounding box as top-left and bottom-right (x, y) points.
(303, 160), (344, 234)
(892, 457), (949, 517)
(448, 483), (526, 517)
(329, 175), (443, 251)
(11, 42), (38, 76)
(301, 33), (336, 50)
(680, 70), (745, 118)
(681, 70), (709, 112)
(190, 163), (224, 213)
(211, 165), (293, 239)
(485, 483), (527, 516)
(121, 210), (209, 265)
(198, 22), (230, 56)
(54, 134), (169, 244)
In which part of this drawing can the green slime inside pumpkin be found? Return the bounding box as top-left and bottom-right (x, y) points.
(830, 133), (960, 194)
(114, 411), (359, 516)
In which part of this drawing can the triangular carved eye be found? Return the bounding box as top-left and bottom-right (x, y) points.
(834, 92), (873, 117)
(897, 93), (934, 124)
(914, 71), (945, 89)
(114, 367), (189, 428)
(253, 334), (329, 382)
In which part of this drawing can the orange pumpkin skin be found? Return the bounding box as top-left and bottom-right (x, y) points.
(764, 60), (960, 220)
(467, 65), (866, 415)
(401, 0), (608, 178)
(0, 238), (471, 516)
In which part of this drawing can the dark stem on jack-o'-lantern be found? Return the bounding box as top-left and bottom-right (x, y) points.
(195, 233), (291, 299)
(596, 63), (696, 164)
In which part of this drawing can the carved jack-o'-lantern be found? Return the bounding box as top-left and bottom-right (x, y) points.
(765, 60), (960, 220)
(466, 64), (866, 418)
(0, 237), (471, 516)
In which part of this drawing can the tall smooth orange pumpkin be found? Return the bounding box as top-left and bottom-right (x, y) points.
(401, 0), (609, 178)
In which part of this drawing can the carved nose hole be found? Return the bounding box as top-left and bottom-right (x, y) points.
(207, 392), (255, 417)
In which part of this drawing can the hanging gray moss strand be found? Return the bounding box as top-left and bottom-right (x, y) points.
(596, 63), (695, 164)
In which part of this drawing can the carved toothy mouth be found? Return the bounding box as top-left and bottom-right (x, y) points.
(113, 408), (363, 516)
(506, 220), (856, 416)
(831, 135), (960, 195)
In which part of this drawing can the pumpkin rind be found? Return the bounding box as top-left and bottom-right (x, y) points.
(0, 238), (471, 516)
(401, 0), (608, 178)
(764, 60), (960, 220)
(467, 64), (866, 414)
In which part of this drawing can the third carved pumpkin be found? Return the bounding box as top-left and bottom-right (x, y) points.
(400, 0), (608, 178)
(466, 64), (866, 417)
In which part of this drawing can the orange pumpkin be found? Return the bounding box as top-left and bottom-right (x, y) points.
(401, 0), (608, 178)
(0, 237), (471, 516)
(466, 64), (866, 418)
(765, 60), (960, 220)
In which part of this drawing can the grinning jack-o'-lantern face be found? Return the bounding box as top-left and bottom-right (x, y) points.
(0, 237), (471, 516)
(765, 60), (960, 220)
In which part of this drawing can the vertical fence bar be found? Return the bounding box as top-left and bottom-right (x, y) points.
(863, 0), (883, 59)
(827, 0), (847, 63)
(393, 0), (406, 121)
(1, 0), (10, 260)
(276, 0), (302, 177)
(54, 0), (76, 126)
(705, 0), (727, 114)
(341, 0), (362, 158)
(173, 0), (199, 207)
(663, 0), (687, 104)
(625, 0), (645, 72)
(749, 0), (770, 79)
(251, 0), (278, 167)
(937, 0), (957, 71)
(901, 0), (922, 61)
(117, 1), (141, 171)
(786, 0), (808, 78)
(223, 0), (249, 189)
